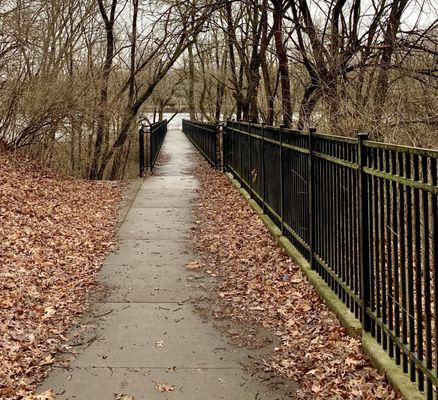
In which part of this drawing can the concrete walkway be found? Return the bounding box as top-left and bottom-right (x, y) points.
(41, 130), (292, 399)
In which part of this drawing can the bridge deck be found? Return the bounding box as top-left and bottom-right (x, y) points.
(40, 130), (291, 399)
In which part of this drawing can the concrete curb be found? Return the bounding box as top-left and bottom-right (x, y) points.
(225, 171), (424, 400)
(362, 333), (424, 400)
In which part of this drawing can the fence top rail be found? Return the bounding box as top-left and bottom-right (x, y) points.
(183, 119), (215, 127)
(229, 121), (357, 143)
(314, 132), (358, 144)
(150, 120), (167, 131)
(225, 119), (438, 159)
(365, 139), (438, 158)
(264, 125), (309, 138)
(183, 119), (216, 133)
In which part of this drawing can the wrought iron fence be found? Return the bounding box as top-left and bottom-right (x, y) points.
(182, 119), (218, 166)
(223, 120), (438, 398)
(139, 119), (168, 176)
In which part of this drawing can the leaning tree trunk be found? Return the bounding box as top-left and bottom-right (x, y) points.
(109, 0), (138, 180)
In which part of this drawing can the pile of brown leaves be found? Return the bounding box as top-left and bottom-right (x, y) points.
(191, 163), (401, 400)
(0, 150), (122, 398)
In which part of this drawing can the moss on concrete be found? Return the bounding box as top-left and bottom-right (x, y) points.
(249, 199), (263, 215)
(238, 187), (251, 201)
(278, 235), (362, 337)
(225, 170), (426, 400)
(260, 214), (282, 239)
(362, 333), (424, 400)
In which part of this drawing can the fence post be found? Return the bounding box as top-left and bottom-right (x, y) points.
(223, 121), (229, 172)
(238, 120), (243, 182)
(358, 132), (371, 332)
(248, 120), (252, 198)
(148, 124), (152, 171)
(261, 122), (266, 213)
(216, 123), (222, 170)
(139, 124), (145, 177)
(279, 124), (285, 235)
(308, 127), (316, 269)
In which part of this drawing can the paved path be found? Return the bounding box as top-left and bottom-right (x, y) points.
(41, 130), (292, 399)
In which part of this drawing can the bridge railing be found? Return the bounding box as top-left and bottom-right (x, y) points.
(182, 119), (218, 167)
(139, 119), (168, 176)
(223, 120), (438, 397)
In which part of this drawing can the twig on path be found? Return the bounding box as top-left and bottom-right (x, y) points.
(94, 309), (114, 318)
(84, 335), (99, 349)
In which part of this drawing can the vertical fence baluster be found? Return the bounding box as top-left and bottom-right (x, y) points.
(183, 119), (438, 393)
(328, 141), (334, 288)
(413, 154), (424, 391)
(341, 143), (347, 304)
(334, 141), (340, 295)
(279, 125), (285, 235)
(139, 125), (144, 177)
(308, 127), (316, 269)
(347, 146), (354, 311)
(405, 153), (416, 382)
(391, 150), (401, 365)
(249, 122), (252, 198)
(369, 147), (375, 335)
(262, 123), (266, 213)
(376, 149), (388, 342)
(431, 157), (438, 399)
(398, 151), (408, 372)
(385, 150), (394, 358)
(358, 133), (371, 331)
(421, 156), (432, 399)
(149, 124), (153, 170)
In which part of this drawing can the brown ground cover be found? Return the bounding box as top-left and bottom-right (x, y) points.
(191, 162), (401, 400)
(0, 149), (122, 399)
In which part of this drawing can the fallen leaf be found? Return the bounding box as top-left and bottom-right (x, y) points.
(155, 382), (175, 392)
(189, 162), (401, 400)
(114, 394), (135, 400)
(24, 389), (56, 399)
(185, 260), (201, 270)
(0, 148), (123, 396)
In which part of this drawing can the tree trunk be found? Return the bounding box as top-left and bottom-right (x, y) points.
(109, 0), (138, 181)
(97, 36), (191, 179)
(89, 0), (117, 179)
(187, 43), (196, 121)
(297, 78), (320, 130)
(215, 45), (228, 122)
(271, 0), (293, 127)
(373, 0), (408, 130)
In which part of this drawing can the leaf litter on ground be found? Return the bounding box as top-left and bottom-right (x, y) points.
(190, 162), (401, 400)
(0, 149), (123, 398)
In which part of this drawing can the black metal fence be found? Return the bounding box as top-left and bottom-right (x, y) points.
(139, 119), (168, 176)
(223, 120), (438, 398)
(182, 119), (218, 166)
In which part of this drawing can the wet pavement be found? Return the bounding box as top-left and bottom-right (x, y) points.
(39, 130), (294, 399)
